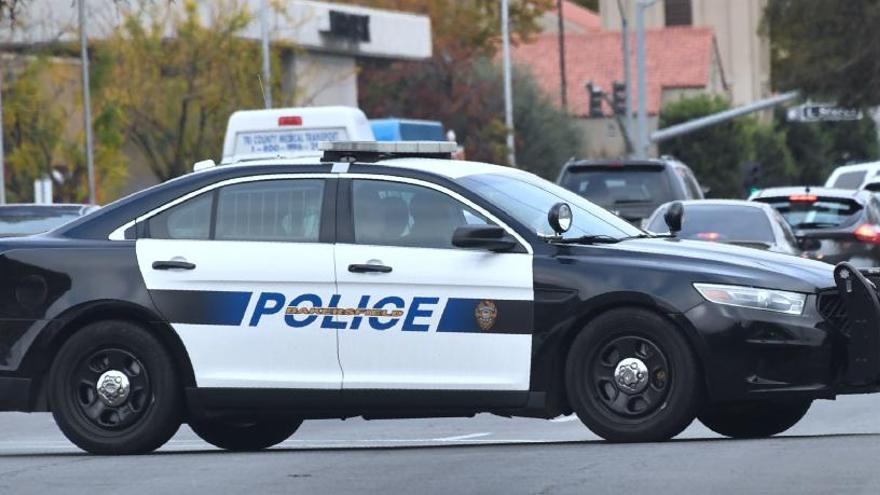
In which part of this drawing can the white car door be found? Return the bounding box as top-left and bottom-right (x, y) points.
(135, 175), (342, 390)
(332, 176), (534, 391)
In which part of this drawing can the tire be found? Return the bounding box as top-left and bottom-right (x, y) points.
(698, 400), (812, 439)
(48, 320), (183, 455)
(189, 418), (302, 451)
(565, 308), (702, 442)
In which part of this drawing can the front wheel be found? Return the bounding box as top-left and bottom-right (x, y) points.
(189, 418), (302, 451)
(565, 308), (703, 442)
(698, 400), (812, 439)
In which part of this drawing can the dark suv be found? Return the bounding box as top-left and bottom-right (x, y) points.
(557, 158), (704, 225)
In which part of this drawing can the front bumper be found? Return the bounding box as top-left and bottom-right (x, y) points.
(683, 262), (880, 403)
(828, 263), (880, 387)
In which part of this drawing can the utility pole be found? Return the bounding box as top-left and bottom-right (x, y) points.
(617, 0), (633, 151)
(634, 0), (656, 159)
(556, 0), (567, 112)
(501, 0), (516, 166)
(78, 0), (96, 204)
(0, 66), (6, 204)
(260, 0), (272, 109)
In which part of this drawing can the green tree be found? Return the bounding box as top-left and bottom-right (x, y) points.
(510, 66), (584, 178)
(100, 0), (280, 181)
(359, 58), (582, 176)
(764, 0), (880, 107)
(569, 0), (598, 11)
(658, 95), (753, 198)
(775, 109), (879, 185)
(746, 120), (795, 189)
(2, 58), (126, 203)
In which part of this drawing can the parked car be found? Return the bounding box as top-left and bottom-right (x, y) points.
(824, 161), (880, 189)
(0, 204), (98, 237)
(556, 157), (704, 225)
(645, 200), (800, 255)
(750, 187), (880, 267)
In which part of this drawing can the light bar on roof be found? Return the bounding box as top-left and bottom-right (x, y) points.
(318, 141), (459, 154)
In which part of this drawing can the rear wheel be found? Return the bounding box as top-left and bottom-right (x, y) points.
(698, 400), (812, 439)
(48, 320), (183, 455)
(565, 308), (702, 442)
(189, 418), (302, 451)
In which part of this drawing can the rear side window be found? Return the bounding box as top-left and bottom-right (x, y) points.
(215, 180), (324, 242)
(675, 167), (702, 199)
(831, 170), (867, 189)
(646, 205), (774, 242)
(147, 179), (325, 242)
(560, 167), (674, 208)
(148, 193), (212, 240)
(758, 197), (863, 229)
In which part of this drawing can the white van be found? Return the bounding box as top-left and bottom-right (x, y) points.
(220, 106), (375, 164)
(824, 161), (880, 189)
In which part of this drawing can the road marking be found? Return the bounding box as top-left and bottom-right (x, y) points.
(433, 432), (491, 442)
(550, 415), (579, 423)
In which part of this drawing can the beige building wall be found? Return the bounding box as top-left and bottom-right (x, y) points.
(599, 0), (770, 106)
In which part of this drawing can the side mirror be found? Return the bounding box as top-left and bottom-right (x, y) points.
(664, 202), (684, 235)
(452, 225), (518, 252)
(548, 202), (573, 235)
(701, 185), (711, 196)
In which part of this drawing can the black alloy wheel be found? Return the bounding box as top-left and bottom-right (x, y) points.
(71, 348), (151, 430)
(49, 320), (183, 455)
(590, 336), (671, 419)
(565, 308), (702, 442)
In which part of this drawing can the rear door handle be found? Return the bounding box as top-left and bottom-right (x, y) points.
(152, 260), (196, 271)
(348, 263), (392, 274)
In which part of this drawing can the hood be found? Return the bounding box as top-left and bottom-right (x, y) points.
(583, 237), (835, 293)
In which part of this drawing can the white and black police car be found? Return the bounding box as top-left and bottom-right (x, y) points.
(1, 141), (879, 454)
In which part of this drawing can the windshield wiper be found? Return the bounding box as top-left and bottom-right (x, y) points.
(553, 235), (623, 245)
(793, 222), (837, 229)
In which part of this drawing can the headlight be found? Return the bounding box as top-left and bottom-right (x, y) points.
(693, 283), (806, 315)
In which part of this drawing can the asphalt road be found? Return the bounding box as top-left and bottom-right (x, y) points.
(2, 394), (880, 495)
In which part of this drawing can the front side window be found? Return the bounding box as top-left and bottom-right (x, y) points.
(351, 180), (489, 249)
(147, 178), (324, 242)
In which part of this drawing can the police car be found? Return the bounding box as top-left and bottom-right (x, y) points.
(1, 141), (878, 455)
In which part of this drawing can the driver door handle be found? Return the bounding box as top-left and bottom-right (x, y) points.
(152, 260), (196, 271)
(348, 263), (392, 274)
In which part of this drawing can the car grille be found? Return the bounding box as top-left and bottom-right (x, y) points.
(817, 291), (851, 337)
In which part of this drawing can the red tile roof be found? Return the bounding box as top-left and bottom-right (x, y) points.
(562, 1), (602, 33)
(513, 26), (717, 116)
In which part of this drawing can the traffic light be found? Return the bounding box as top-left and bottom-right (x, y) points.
(743, 162), (762, 195)
(612, 81), (627, 116)
(587, 82), (604, 118)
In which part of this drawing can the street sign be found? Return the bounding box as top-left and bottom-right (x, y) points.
(787, 104), (863, 122)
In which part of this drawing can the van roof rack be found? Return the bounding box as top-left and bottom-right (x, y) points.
(319, 141), (457, 163)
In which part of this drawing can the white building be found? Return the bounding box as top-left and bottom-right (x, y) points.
(3, 0), (432, 107)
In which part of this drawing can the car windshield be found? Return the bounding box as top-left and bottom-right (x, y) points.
(560, 167), (674, 208)
(0, 209), (82, 236)
(758, 197), (862, 229)
(459, 172), (643, 239)
(647, 205), (775, 243)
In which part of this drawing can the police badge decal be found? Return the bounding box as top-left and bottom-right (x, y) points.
(474, 300), (498, 331)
